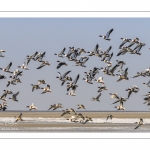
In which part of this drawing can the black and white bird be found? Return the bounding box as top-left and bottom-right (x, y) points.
(54, 48), (66, 58)
(0, 74), (6, 79)
(77, 104), (86, 110)
(41, 84), (52, 94)
(110, 93), (119, 99)
(56, 61), (68, 69)
(116, 68), (129, 82)
(114, 101), (125, 110)
(99, 29), (114, 41)
(0, 62), (13, 73)
(143, 80), (150, 88)
(37, 61), (50, 69)
(26, 51), (38, 60)
(67, 74), (79, 91)
(9, 91), (19, 102)
(97, 85), (108, 92)
(0, 50), (6, 57)
(48, 103), (63, 110)
(31, 84), (42, 92)
(38, 80), (46, 85)
(106, 114), (113, 121)
(26, 103), (38, 111)
(18, 59), (30, 70)
(119, 38), (131, 49)
(15, 113), (24, 122)
(134, 118), (144, 129)
(125, 85), (139, 99)
(91, 93), (101, 102)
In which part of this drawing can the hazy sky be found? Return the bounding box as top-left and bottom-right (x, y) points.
(0, 18), (150, 111)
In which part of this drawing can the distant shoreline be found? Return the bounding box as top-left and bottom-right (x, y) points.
(0, 111), (150, 118)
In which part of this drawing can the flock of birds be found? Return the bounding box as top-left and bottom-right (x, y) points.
(0, 28), (149, 129)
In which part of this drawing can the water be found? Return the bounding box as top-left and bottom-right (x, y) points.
(0, 117), (149, 132)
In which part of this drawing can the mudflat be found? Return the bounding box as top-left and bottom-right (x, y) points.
(0, 111), (150, 118)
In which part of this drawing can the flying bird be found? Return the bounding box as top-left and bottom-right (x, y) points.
(99, 28), (114, 41)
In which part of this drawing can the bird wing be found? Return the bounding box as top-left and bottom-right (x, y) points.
(96, 93), (101, 99)
(47, 84), (50, 89)
(26, 59), (31, 66)
(106, 116), (109, 121)
(48, 105), (53, 110)
(120, 101), (123, 107)
(112, 99), (120, 104)
(61, 80), (66, 86)
(19, 113), (22, 118)
(147, 80), (150, 86)
(73, 74), (80, 85)
(106, 29), (113, 38)
(128, 90), (132, 99)
(62, 70), (71, 79)
(140, 118), (143, 123)
(15, 91), (19, 96)
(57, 62), (63, 69)
(6, 62), (12, 70)
(107, 52), (113, 61)
(135, 45), (142, 53)
(128, 41), (136, 47)
(119, 41), (127, 49)
(41, 52), (46, 57)
(93, 44), (99, 53)
(32, 86), (35, 92)
(135, 124), (141, 129)
(60, 48), (66, 55)
(109, 64), (119, 73)
(37, 62), (45, 69)
(104, 46), (112, 54)
(32, 51), (38, 58)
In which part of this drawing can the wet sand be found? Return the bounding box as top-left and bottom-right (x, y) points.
(0, 112), (150, 132)
(0, 111), (150, 118)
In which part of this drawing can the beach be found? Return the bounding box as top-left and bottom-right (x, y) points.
(0, 111), (149, 132)
(0, 111), (150, 118)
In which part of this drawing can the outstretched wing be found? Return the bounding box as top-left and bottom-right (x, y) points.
(120, 101), (123, 107)
(135, 124), (141, 129)
(104, 46), (112, 55)
(106, 29), (113, 38)
(62, 70), (71, 79)
(15, 91), (20, 96)
(73, 74), (80, 85)
(96, 93), (101, 99)
(127, 90), (132, 99)
(6, 62), (12, 70)
(37, 62), (45, 69)
(60, 47), (66, 55)
(19, 113), (22, 118)
(119, 41), (127, 49)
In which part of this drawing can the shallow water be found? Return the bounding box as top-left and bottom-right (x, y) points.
(0, 117), (149, 132)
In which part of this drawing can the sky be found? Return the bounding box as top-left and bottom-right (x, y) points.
(0, 18), (150, 111)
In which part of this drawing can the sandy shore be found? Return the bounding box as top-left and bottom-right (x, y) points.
(0, 111), (150, 118)
(0, 112), (150, 132)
